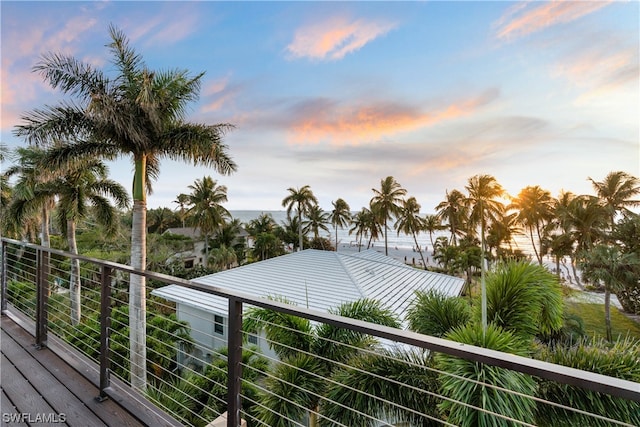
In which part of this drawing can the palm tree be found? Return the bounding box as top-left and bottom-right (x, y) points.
(438, 323), (537, 427)
(464, 174), (505, 333)
(46, 158), (129, 325)
(148, 207), (175, 234)
(246, 298), (400, 426)
(509, 185), (554, 265)
(14, 25), (236, 390)
(435, 189), (467, 245)
(423, 214), (444, 254)
(246, 213), (276, 235)
(173, 193), (190, 228)
(186, 176), (230, 267)
(485, 261), (564, 339)
(349, 208), (369, 251)
(589, 171), (640, 236)
(551, 191), (581, 284)
(329, 198), (351, 251)
(567, 195), (608, 257)
(8, 150), (130, 324)
(486, 210), (520, 257)
(303, 205), (329, 248)
(364, 203), (383, 249)
(211, 217), (245, 265)
(406, 290), (471, 337)
(370, 176), (407, 256)
(395, 196), (427, 268)
(4, 146), (55, 247)
(281, 185), (318, 251)
(579, 244), (639, 341)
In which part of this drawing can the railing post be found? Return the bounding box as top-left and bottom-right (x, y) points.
(35, 248), (49, 349)
(98, 265), (113, 401)
(1, 239), (7, 314)
(227, 297), (243, 427)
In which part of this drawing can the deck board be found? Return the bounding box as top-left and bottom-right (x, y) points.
(1, 316), (145, 427)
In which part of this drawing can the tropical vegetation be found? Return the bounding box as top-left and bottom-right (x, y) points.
(2, 21), (639, 427)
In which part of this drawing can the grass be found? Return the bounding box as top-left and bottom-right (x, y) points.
(564, 299), (640, 341)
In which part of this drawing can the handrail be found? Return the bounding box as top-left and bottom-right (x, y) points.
(1, 236), (639, 427)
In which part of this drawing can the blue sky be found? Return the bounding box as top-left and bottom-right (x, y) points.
(1, 1), (638, 212)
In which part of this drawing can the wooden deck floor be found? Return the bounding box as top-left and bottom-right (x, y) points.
(1, 314), (178, 427)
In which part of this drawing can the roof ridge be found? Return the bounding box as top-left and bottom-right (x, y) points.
(335, 252), (367, 299)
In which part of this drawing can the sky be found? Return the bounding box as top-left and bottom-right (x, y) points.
(1, 1), (639, 212)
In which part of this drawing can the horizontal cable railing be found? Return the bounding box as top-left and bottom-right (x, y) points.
(1, 237), (639, 427)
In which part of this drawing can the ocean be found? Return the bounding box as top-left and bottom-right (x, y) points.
(230, 210), (535, 256)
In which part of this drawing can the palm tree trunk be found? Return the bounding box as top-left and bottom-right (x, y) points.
(528, 225), (542, 265)
(480, 218), (487, 335)
(412, 232), (427, 269)
(384, 218), (389, 256)
(41, 204), (51, 297)
(204, 234), (210, 267)
(40, 204), (50, 247)
(129, 156), (147, 391)
(570, 255), (583, 288)
(298, 209), (303, 251)
(335, 226), (338, 252)
(604, 289), (612, 342)
(67, 220), (81, 326)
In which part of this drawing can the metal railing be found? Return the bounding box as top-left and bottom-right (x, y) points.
(1, 237), (639, 427)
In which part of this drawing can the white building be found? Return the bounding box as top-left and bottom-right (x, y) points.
(152, 249), (465, 365)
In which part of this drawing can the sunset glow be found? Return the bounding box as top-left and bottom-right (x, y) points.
(1, 1), (637, 211)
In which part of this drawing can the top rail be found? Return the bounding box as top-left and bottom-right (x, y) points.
(1, 237), (639, 403)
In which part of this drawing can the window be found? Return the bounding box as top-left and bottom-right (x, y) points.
(248, 334), (258, 345)
(214, 315), (224, 335)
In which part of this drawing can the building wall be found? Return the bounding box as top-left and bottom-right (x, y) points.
(176, 303), (279, 366)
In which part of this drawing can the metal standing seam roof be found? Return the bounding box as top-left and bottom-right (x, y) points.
(151, 249), (465, 323)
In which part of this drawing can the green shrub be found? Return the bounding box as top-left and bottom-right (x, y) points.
(536, 337), (640, 426)
(406, 290), (471, 337)
(437, 323), (537, 427)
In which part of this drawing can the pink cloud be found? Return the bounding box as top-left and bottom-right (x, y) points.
(287, 89), (499, 145)
(494, 1), (613, 40)
(551, 34), (639, 101)
(287, 17), (396, 61)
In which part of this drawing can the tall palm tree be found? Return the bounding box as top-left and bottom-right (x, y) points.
(349, 208), (369, 251)
(568, 195), (608, 256)
(435, 189), (467, 245)
(281, 185), (318, 251)
(580, 244), (640, 341)
(551, 191), (581, 284)
(329, 198), (351, 251)
(173, 193), (190, 228)
(303, 205), (329, 244)
(395, 196), (427, 268)
(589, 171), (640, 233)
(370, 176), (407, 256)
(509, 185), (555, 265)
(14, 156), (129, 325)
(364, 204), (383, 249)
(464, 174), (505, 333)
(186, 176), (230, 267)
(486, 210), (520, 256)
(14, 25), (236, 390)
(423, 213), (444, 254)
(4, 146), (56, 247)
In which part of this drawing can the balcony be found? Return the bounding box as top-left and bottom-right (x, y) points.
(1, 237), (639, 426)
